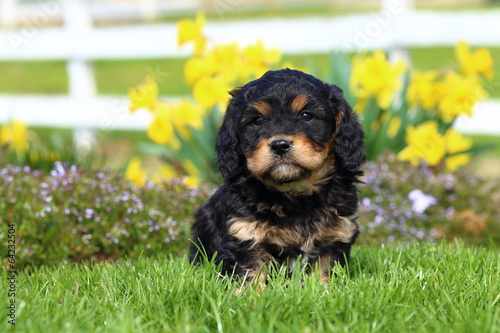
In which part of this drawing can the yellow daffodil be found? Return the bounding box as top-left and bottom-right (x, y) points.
(445, 153), (471, 173)
(193, 76), (230, 108)
(124, 157), (147, 187)
(170, 99), (206, 138)
(350, 51), (406, 110)
(147, 103), (179, 149)
(436, 72), (487, 123)
(128, 76), (158, 113)
(243, 40), (281, 66)
(184, 54), (217, 85)
(182, 160), (200, 188)
(211, 42), (243, 82)
(242, 39), (282, 78)
(406, 70), (440, 110)
(456, 40), (494, 80)
(397, 121), (446, 167)
(177, 12), (206, 56)
(445, 129), (473, 154)
(443, 129), (473, 172)
(151, 163), (177, 184)
(0, 120), (29, 155)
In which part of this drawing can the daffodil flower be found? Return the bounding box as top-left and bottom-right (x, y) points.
(397, 121), (446, 167)
(350, 51), (406, 110)
(456, 40), (494, 80)
(124, 157), (147, 187)
(0, 120), (29, 155)
(128, 76), (158, 113)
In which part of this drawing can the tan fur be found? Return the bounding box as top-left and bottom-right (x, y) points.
(318, 256), (331, 284)
(291, 94), (309, 113)
(334, 108), (345, 137)
(245, 135), (334, 196)
(228, 216), (358, 253)
(251, 100), (272, 116)
(235, 260), (268, 295)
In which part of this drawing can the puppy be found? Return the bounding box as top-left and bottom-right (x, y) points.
(190, 69), (365, 287)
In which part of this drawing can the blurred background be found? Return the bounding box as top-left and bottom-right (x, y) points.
(1, 0), (500, 265)
(0, 0), (499, 175)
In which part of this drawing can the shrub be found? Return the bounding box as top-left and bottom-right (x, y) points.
(358, 152), (500, 247)
(3, 154), (499, 270)
(0, 162), (210, 268)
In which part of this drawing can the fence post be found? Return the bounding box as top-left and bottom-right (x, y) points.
(63, 0), (96, 100)
(382, 0), (414, 65)
(139, 0), (157, 22)
(63, 0), (97, 160)
(0, 0), (18, 27)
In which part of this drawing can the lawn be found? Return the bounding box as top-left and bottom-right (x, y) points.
(1, 46), (499, 97)
(2, 242), (499, 332)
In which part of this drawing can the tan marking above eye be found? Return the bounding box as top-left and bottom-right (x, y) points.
(291, 94), (309, 113)
(251, 100), (272, 116)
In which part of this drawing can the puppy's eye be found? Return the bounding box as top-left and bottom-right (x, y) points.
(253, 117), (264, 126)
(300, 112), (313, 122)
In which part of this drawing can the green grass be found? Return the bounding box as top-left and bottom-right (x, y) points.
(2, 47), (499, 97)
(3, 242), (499, 332)
(0, 61), (68, 94)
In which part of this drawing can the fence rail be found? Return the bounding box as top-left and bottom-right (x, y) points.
(1, 3), (500, 135)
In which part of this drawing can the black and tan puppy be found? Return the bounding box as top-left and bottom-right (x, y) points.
(190, 69), (365, 287)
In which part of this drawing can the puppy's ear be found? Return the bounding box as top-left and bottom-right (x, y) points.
(216, 89), (244, 181)
(329, 85), (366, 171)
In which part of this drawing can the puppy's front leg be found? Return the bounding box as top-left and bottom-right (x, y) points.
(236, 261), (267, 295)
(312, 243), (353, 284)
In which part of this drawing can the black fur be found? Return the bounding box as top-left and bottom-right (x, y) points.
(190, 69), (365, 283)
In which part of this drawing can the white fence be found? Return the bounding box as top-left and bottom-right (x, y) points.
(1, 0), (499, 134)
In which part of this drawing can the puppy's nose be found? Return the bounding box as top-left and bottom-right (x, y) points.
(270, 139), (292, 156)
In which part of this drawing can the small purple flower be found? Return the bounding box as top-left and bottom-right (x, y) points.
(361, 197), (371, 209)
(84, 209), (95, 219)
(408, 189), (437, 214)
(50, 162), (66, 178)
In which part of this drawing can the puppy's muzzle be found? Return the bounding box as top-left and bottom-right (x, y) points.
(270, 139), (292, 156)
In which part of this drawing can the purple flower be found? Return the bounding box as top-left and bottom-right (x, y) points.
(84, 209), (95, 219)
(408, 189), (437, 214)
(50, 162), (66, 178)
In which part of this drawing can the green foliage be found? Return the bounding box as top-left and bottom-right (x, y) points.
(0, 163), (210, 268)
(2, 242), (499, 332)
(2, 153), (499, 271)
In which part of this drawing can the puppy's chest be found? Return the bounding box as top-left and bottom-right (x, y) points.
(227, 215), (357, 259)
